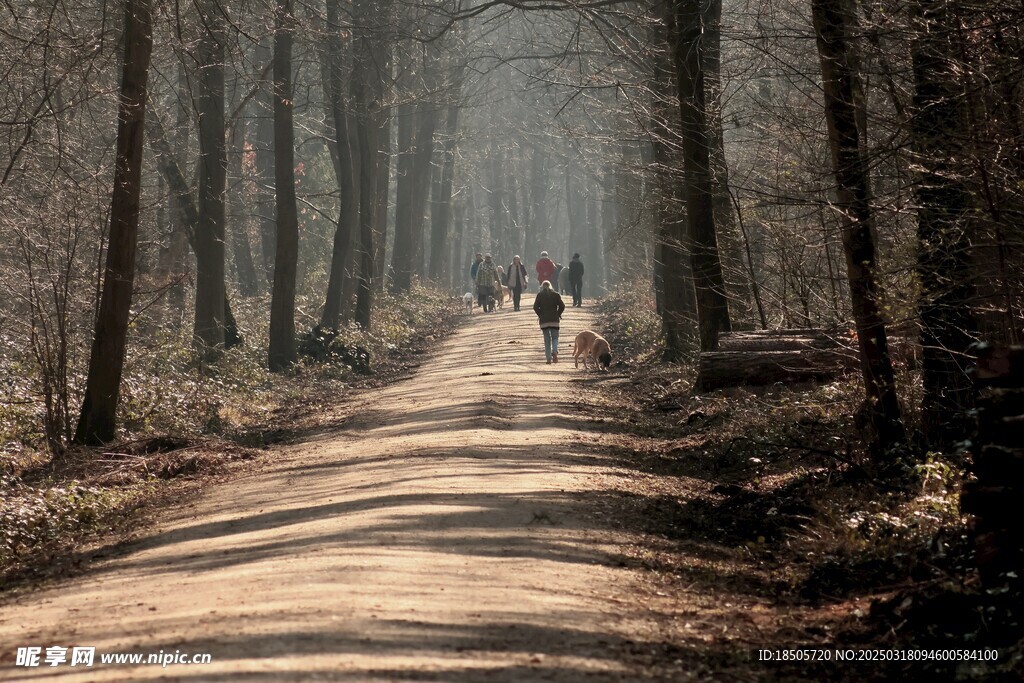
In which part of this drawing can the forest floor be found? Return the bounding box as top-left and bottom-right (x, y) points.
(1, 291), (1020, 681)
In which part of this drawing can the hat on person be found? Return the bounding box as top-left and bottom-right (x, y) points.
(484, 253), (492, 259)
(540, 251), (548, 257)
(573, 253), (580, 259)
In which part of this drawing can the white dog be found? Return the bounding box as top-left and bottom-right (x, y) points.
(463, 292), (474, 314)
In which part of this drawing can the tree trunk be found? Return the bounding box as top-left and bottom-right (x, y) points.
(409, 44), (444, 281)
(911, 0), (979, 447)
(429, 85), (461, 282)
(652, 6), (697, 358)
(147, 110), (243, 349)
(353, 0), (392, 328)
(268, 0), (299, 371)
(321, 0), (359, 329)
(162, 63), (190, 317)
(486, 145), (506, 259)
(192, 1), (228, 357)
(565, 157), (585, 259)
(229, 119), (260, 297)
(450, 197), (465, 290)
(254, 40), (276, 282)
(390, 52), (416, 291)
(705, 0), (751, 318)
(74, 0), (153, 445)
(529, 145), (548, 270)
(812, 0), (906, 452)
(373, 104), (392, 292)
(674, 0), (731, 351)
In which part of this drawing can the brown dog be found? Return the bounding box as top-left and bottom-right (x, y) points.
(573, 330), (613, 371)
(494, 282), (512, 308)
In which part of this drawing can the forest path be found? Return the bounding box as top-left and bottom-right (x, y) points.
(1, 295), (657, 681)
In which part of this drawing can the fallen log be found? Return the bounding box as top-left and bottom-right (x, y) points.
(717, 333), (850, 352)
(695, 348), (859, 392)
(715, 330), (918, 367)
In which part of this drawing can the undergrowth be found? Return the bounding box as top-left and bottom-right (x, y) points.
(593, 280), (1023, 681)
(0, 282), (459, 588)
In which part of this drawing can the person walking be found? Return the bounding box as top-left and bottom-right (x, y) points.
(535, 251), (555, 291)
(533, 280), (566, 364)
(506, 255), (529, 311)
(469, 252), (483, 286)
(476, 253), (498, 311)
(568, 253), (585, 307)
(557, 262), (570, 295)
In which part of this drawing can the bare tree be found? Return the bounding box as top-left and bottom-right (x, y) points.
(268, 0), (300, 371)
(811, 0), (905, 453)
(673, 0), (731, 351)
(75, 0), (154, 445)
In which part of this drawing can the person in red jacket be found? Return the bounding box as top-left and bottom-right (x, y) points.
(535, 251), (555, 290)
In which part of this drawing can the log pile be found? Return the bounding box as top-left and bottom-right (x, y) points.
(696, 329), (859, 391)
(961, 345), (1024, 587)
(695, 327), (919, 392)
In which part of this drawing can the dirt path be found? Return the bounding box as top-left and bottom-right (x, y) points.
(0, 297), (660, 682)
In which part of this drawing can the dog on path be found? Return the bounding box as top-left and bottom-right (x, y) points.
(463, 292), (474, 314)
(494, 282), (510, 308)
(572, 330), (613, 371)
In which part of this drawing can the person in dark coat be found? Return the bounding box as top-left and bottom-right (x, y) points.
(506, 255), (529, 311)
(568, 253), (585, 307)
(533, 280), (566, 364)
(557, 263), (570, 294)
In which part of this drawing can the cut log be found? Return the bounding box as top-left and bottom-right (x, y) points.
(696, 349), (859, 392)
(717, 334), (849, 352)
(714, 329), (918, 367)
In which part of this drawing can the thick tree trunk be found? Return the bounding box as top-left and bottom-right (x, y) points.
(74, 0), (153, 445)
(321, 0), (359, 329)
(812, 0), (906, 451)
(674, 0), (731, 351)
(705, 0), (751, 318)
(268, 0), (299, 371)
(192, 2), (227, 356)
(148, 111), (242, 349)
(353, 0), (392, 328)
(911, 0), (979, 447)
(652, 6), (697, 358)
